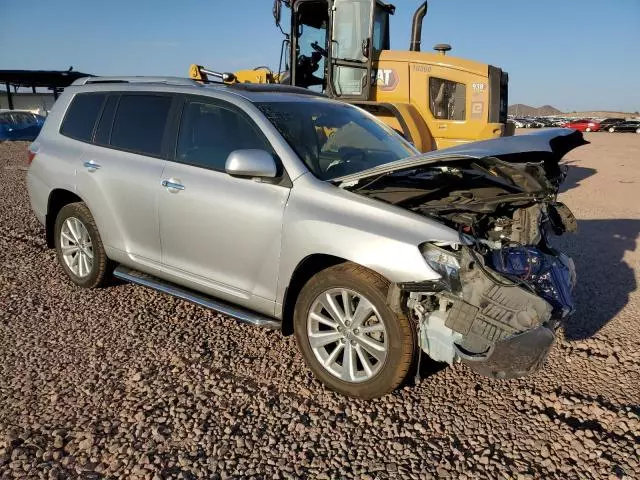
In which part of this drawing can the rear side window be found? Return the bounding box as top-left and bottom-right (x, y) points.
(60, 93), (107, 141)
(11, 113), (30, 123)
(176, 100), (271, 171)
(110, 95), (172, 157)
(429, 77), (466, 121)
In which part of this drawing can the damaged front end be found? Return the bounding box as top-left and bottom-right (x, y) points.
(343, 129), (585, 379)
(401, 243), (576, 378)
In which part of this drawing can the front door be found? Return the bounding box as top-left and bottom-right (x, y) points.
(158, 96), (290, 311)
(327, 0), (375, 100)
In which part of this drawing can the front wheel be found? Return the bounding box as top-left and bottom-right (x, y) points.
(585, 127), (592, 132)
(54, 202), (113, 288)
(636, 128), (640, 134)
(293, 263), (416, 399)
(609, 127), (616, 133)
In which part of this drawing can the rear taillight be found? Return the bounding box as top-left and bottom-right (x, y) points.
(27, 142), (39, 165)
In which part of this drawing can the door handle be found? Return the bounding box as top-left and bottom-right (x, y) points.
(161, 179), (185, 192)
(83, 160), (101, 172)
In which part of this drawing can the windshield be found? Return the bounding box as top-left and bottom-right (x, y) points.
(256, 100), (416, 180)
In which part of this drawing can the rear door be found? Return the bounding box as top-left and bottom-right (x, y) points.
(9, 112), (32, 140)
(158, 96), (290, 310)
(73, 92), (178, 263)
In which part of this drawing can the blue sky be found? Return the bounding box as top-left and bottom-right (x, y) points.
(1, 0), (638, 112)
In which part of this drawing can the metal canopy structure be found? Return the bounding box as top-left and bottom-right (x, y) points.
(0, 69), (94, 109)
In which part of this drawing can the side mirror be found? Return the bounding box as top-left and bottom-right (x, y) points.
(225, 149), (277, 178)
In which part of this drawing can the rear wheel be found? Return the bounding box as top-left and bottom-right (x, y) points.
(609, 127), (615, 133)
(636, 128), (640, 134)
(585, 127), (592, 132)
(293, 263), (416, 399)
(54, 202), (113, 288)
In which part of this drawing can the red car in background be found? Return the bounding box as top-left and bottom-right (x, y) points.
(563, 119), (600, 132)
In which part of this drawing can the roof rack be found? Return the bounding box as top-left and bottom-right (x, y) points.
(71, 76), (201, 87)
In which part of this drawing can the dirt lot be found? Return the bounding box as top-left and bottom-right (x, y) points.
(1, 132), (639, 479)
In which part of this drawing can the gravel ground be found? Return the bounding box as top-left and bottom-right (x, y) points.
(1, 133), (639, 479)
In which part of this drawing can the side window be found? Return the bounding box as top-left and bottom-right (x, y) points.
(372, 8), (389, 53)
(60, 93), (107, 141)
(429, 77), (466, 121)
(176, 100), (271, 171)
(110, 94), (172, 157)
(11, 113), (27, 123)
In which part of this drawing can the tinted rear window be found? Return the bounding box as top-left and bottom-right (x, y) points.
(60, 93), (107, 141)
(110, 94), (172, 157)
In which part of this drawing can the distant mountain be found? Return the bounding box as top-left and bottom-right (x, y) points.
(509, 104), (564, 116)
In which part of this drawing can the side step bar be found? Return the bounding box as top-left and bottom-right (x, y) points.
(113, 266), (281, 330)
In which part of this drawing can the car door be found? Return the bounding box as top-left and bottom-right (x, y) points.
(8, 112), (29, 139)
(0, 113), (13, 140)
(72, 92), (178, 264)
(158, 96), (291, 311)
(13, 112), (39, 140)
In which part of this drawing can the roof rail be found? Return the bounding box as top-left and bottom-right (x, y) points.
(71, 76), (201, 87)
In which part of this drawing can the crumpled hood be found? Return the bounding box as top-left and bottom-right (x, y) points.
(334, 128), (588, 186)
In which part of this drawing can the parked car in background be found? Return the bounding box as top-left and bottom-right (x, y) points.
(511, 119), (526, 128)
(563, 119), (600, 132)
(0, 110), (45, 141)
(600, 118), (626, 132)
(608, 120), (640, 133)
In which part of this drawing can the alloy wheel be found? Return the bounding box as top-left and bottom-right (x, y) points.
(60, 217), (94, 278)
(307, 288), (388, 383)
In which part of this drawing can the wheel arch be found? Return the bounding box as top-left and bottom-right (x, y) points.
(281, 254), (349, 336)
(45, 189), (84, 248)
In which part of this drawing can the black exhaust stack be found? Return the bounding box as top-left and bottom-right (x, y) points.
(410, 2), (428, 52)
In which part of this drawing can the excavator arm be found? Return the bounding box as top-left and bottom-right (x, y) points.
(189, 64), (278, 85)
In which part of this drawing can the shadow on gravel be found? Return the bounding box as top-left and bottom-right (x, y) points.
(560, 161), (597, 193)
(561, 219), (639, 340)
(405, 356), (448, 386)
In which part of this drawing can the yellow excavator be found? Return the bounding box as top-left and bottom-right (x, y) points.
(190, 0), (513, 152)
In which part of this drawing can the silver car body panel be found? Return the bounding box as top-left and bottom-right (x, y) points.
(157, 161), (290, 313)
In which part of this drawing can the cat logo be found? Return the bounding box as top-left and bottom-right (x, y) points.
(373, 68), (399, 91)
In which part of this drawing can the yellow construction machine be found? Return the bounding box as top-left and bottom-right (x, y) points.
(190, 0), (513, 152)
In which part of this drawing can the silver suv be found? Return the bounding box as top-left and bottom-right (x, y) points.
(27, 77), (583, 398)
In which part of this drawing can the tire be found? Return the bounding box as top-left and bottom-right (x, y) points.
(609, 127), (615, 133)
(293, 263), (416, 399)
(54, 202), (113, 288)
(636, 128), (640, 134)
(585, 127), (591, 132)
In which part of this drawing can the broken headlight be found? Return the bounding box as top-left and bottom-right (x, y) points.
(420, 243), (462, 292)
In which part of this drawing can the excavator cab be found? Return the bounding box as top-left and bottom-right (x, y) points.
(276, 0), (392, 101)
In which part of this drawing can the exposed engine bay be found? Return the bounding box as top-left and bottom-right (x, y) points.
(340, 129), (586, 378)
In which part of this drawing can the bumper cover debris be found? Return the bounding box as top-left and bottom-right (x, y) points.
(456, 325), (556, 379)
